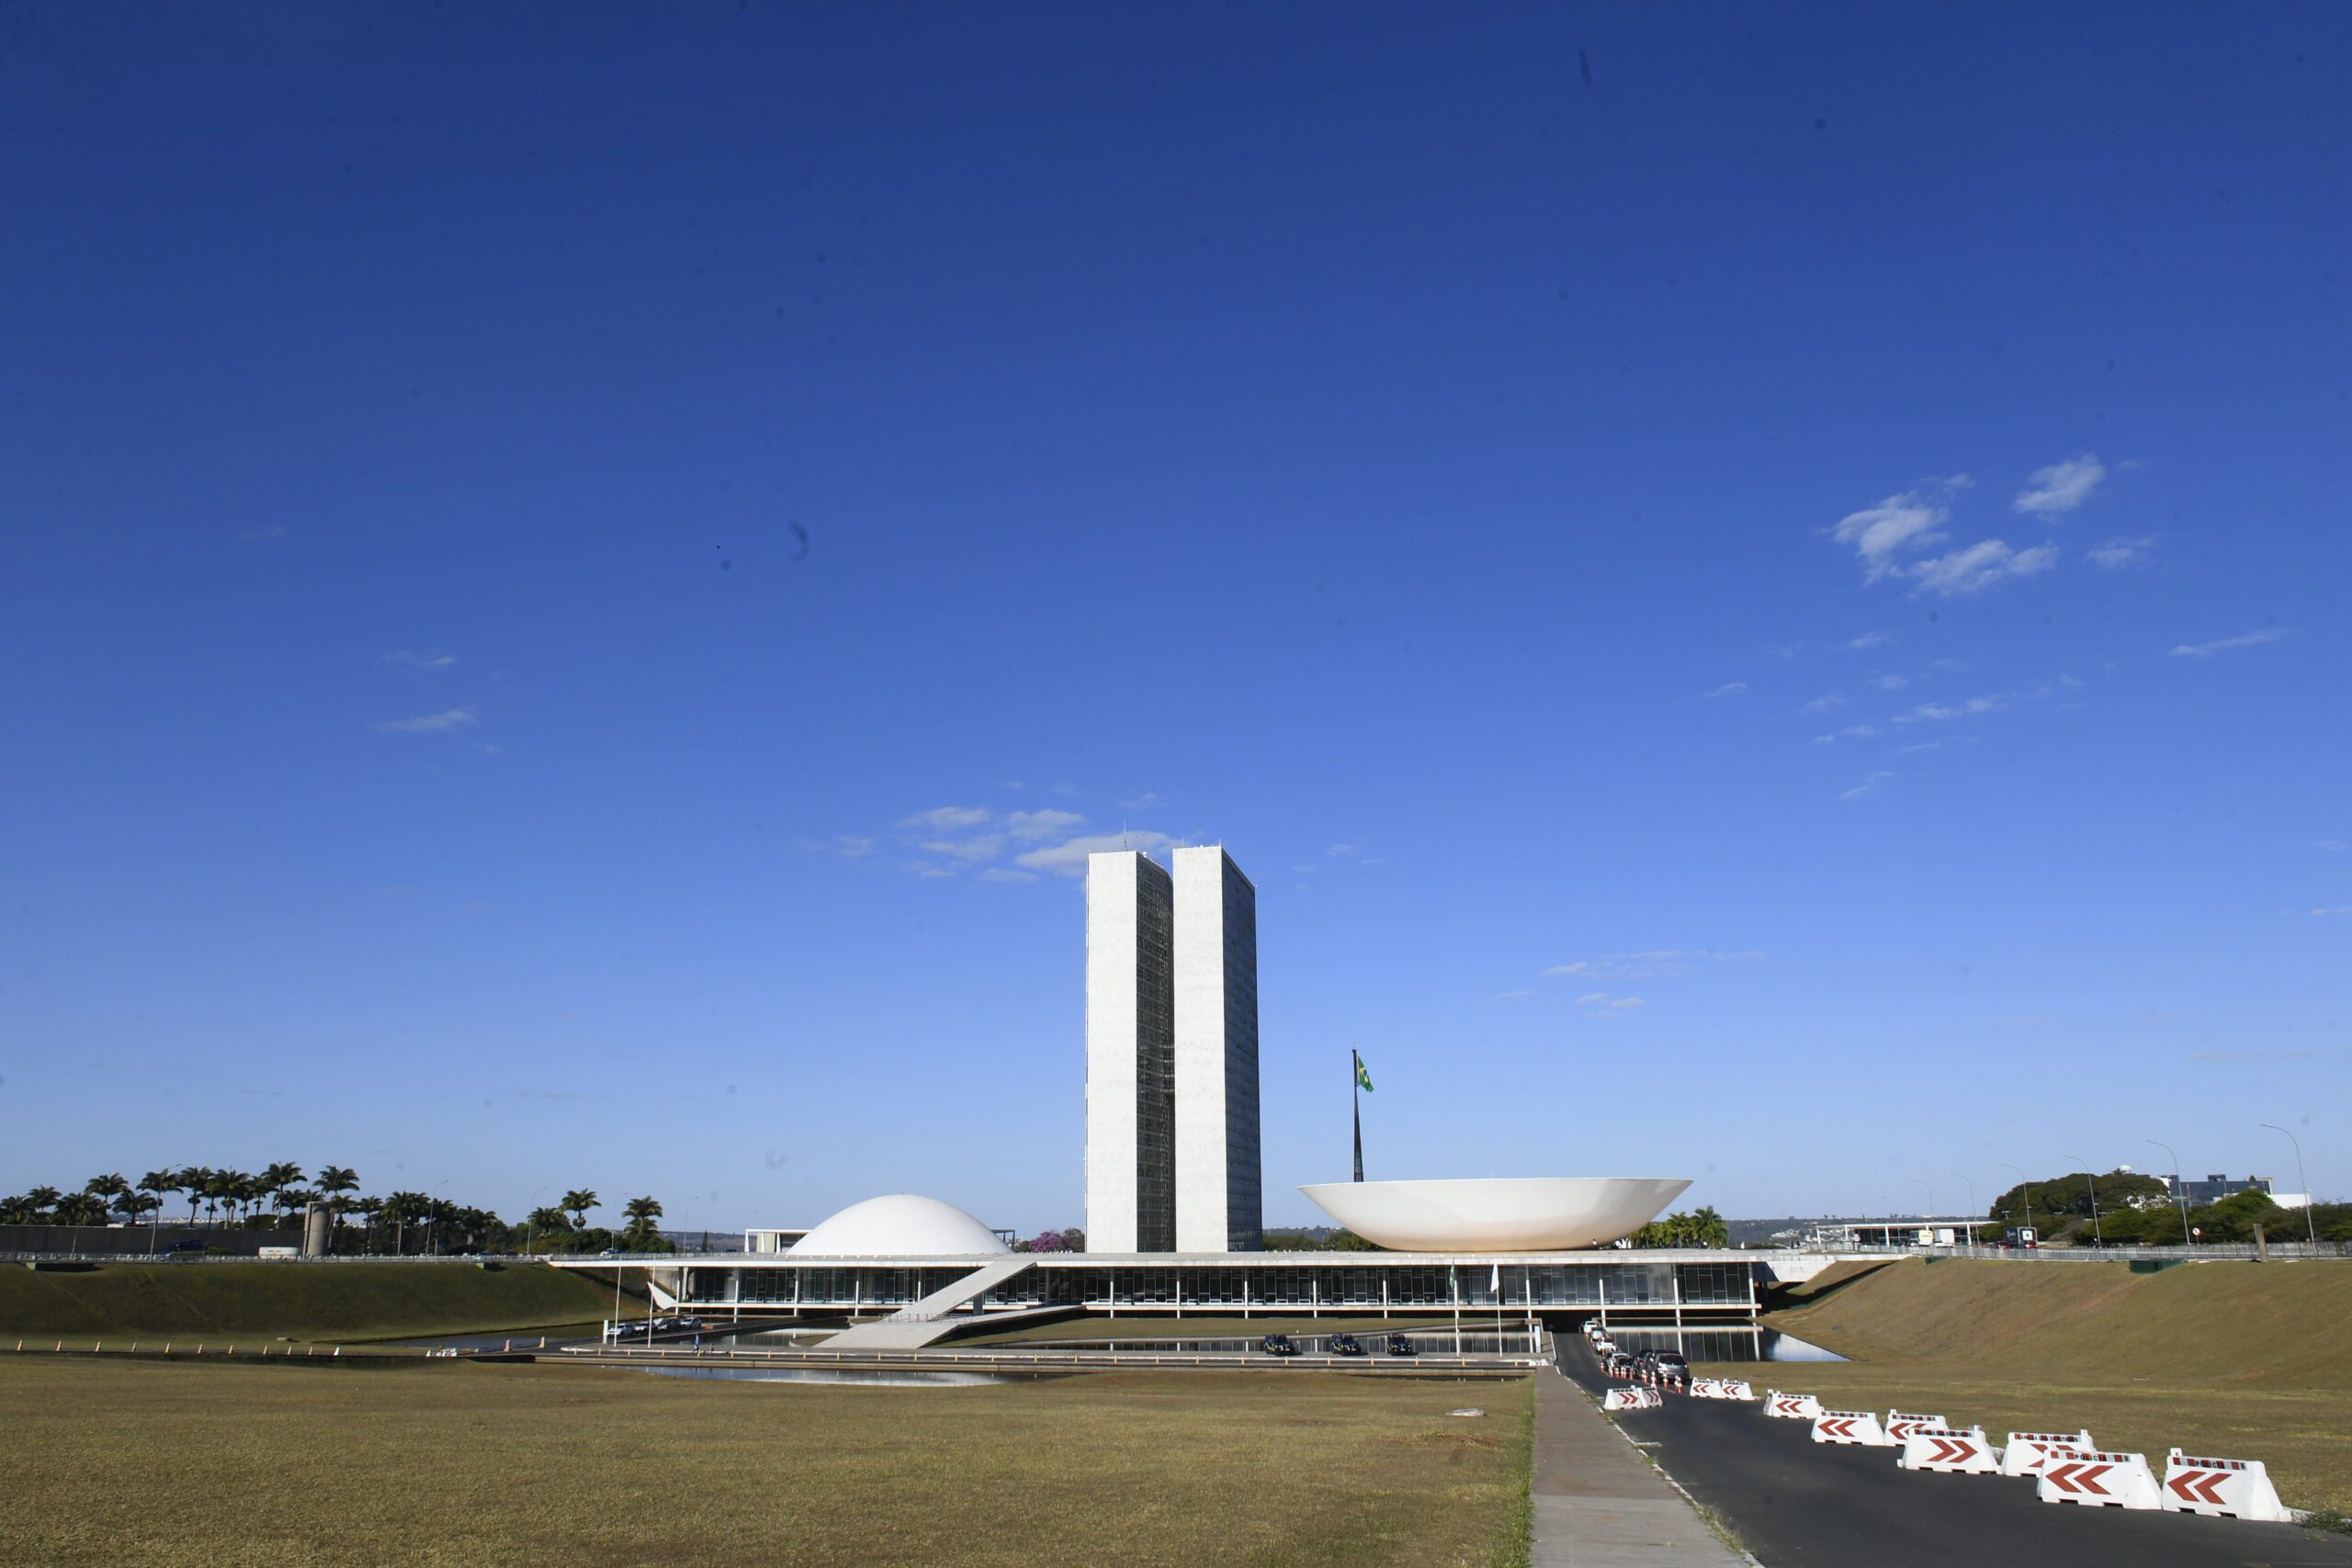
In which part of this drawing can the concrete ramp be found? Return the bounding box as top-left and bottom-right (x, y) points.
(820, 1258), (1037, 1349)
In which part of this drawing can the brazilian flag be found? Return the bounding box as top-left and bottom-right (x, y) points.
(1353, 1051), (1374, 1092)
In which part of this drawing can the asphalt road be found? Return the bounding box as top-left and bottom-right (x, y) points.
(1556, 1350), (2352, 1567)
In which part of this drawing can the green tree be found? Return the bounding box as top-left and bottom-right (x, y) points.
(621, 1195), (664, 1249)
(54, 1191), (108, 1225)
(561, 1190), (599, 1229)
(137, 1171), (176, 1225)
(175, 1168), (210, 1224)
(24, 1186), (62, 1221)
(260, 1162), (305, 1223)
(315, 1166), (360, 1213)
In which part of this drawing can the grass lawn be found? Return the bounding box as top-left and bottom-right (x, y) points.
(0, 1261), (627, 1346)
(1704, 1258), (2352, 1512)
(0, 1357), (1531, 1567)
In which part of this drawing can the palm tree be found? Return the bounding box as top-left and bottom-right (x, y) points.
(261, 1162), (305, 1223)
(24, 1186), (62, 1221)
(621, 1195), (663, 1248)
(352, 1196), (383, 1254)
(315, 1166), (360, 1213)
(137, 1171), (175, 1226)
(175, 1168), (209, 1224)
(561, 1190), (599, 1230)
(55, 1191), (108, 1226)
(85, 1173), (130, 1215)
(380, 1191), (431, 1254)
(0, 1194), (41, 1225)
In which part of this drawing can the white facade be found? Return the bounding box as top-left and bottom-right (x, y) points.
(1173, 845), (1262, 1252)
(1084, 850), (1175, 1252)
(1299, 1177), (1691, 1253)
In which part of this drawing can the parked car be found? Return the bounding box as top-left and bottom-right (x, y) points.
(1591, 1335), (1616, 1355)
(1329, 1333), (1363, 1356)
(1261, 1334), (1298, 1357)
(1606, 1351), (1634, 1377)
(1655, 1350), (1690, 1385)
(1385, 1334), (1417, 1357)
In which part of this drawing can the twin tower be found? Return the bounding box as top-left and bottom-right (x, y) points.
(1085, 846), (1261, 1253)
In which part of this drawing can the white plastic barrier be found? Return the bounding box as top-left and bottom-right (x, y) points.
(1884, 1410), (1948, 1444)
(1687, 1379), (1724, 1399)
(1898, 1426), (2002, 1475)
(2161, 1450), (2291, 1523)
(2037, 1450), (2163, 1510)
(1605, 1385), (1663, 1412)
(1716, 1379), (1755, 1401)
(1766, 1391), (1823, 1421)
(1813, 1410), (1894, 1446)
(2001, 1431), (2097, 1478)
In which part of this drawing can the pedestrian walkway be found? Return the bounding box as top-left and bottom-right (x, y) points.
(1532, 1348), (1748, 1566)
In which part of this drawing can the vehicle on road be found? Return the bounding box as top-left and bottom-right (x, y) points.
(1654, 1350), (1690, 1386)
(1385, 1334), (1417, 1357)
(2002, 1226), (2038, 1248)
(1261, 1334), (1298, 1357)
(1329, 1332), (1363, 1356)
(1591, 1333), (1616, 1354)
(1606, 1350), (1634, 1377)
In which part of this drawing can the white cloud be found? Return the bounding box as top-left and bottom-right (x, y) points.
(1328, 843), (1358, 857)
(1842, 723), (1879, 739)
(909, 863), (960, 880)
(1014, 830), (1172, 876)
(2172, 629), (2286, 658)
(1005, 809), (1085, 840)
(1547, 950), (1759, 981)
(1703, 682), (1748, 699)
(1928, 657), (1968, 673)
(1841, 771), (1894, 802)
(1843, 632), (1891, 651)
(1119, 792), (1161, 810)
(1905, 540), (2059, 596)
(1829, 479), (1969, 581)
(2088, 535), (2157, 570)
(1487, 989), (1532, 1003)
(373, 706), (478, 734)
(1574, 991), (1609, 1005)
(1572, 991), (1646, 1012)
(2013, 453), (2106, 516)
(921, 835), (1006, 862)
(1870, 673), (1908, 691)
(2319, 840), (2348, 852)
(1804, 692), (1849, 712)
(383, 649), (457, 671)
(976, 867), (1036, 885)
(835, 836), (875, 859)
(2312, 906), (2352, 919)
(1762, 640), (1803, 660)
(899, 806), (990, 831)
(1894, 694), (2006, 723)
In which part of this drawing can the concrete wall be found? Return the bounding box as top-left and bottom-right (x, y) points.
(1173, 845), (1262, 1252)
(1085, 851), (1175, 1252)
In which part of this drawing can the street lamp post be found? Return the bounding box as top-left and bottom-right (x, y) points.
(2000, 1162), (2033, 1243)
(2148, 1140), (2191, 1248)
(2065, 1156), (2101, 1246)
(1951, 1173), (1977, 1253)
(1913, 1178), (1935, 1246)
(2259, 1124), (2320, 1248)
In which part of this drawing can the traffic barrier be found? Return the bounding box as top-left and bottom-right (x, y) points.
(2160, 1450), (2290, 1523)
(2038, 1450), (2163, 1510)
(1604, 1385), (1663, 1413)
(1688, 1379), (1724, 1399)
(1898, 1426), (2002, 1476)
(1767, 1391), (1823, 1420)
(1813, 1411), (1894, 1446)
(1716, 1379), (1755, 1401)
(2000, 1430), (2096, 1478)
(1884, 1410), (1947, 1444)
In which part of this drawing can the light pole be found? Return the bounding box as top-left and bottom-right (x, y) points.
(2149, 1140), (2191, 1247)
(2260, 1124), (2320, 1248)
(1951, 1173), (1977, 1253)
(2000, 1163), (2033, 1242)
(1913, 1178), (1935, 1246)
(2065, 1155), (2102, 1247)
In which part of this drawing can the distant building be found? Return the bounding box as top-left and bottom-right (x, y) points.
(2165, 1174), (2309, 1210)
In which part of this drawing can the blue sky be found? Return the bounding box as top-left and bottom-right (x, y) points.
(3, 5), (2346, 1232)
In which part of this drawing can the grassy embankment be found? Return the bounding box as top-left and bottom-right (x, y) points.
(0, 1357), (1531, 1568)
(1707, 1257), (2352, 1512)
(0, 1260), (627, 1347)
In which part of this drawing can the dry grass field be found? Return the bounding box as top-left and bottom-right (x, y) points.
(1704, 1257), (2352, 1513)
(0, 1356), (1531, 1568)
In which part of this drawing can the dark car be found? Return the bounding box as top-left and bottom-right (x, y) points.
(1261, 1334), (1298, 1357)
(1606, 1351), (1635, 1377)
(1655, 1351), (1690, 1385)
(1385, 1334), (1417, 1357)
(1329, 1333), (1363, 1356)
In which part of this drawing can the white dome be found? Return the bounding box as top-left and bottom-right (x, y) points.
(786, 1194), (1009, 1258)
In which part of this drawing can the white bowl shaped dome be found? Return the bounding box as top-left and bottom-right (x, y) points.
(786, 1194), (1009, 1258)
(1299, 1177), (1691, 1253)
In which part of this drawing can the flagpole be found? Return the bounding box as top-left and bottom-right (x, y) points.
(1351, 1051), (1363, 1183)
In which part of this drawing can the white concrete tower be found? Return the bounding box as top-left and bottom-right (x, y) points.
(1084, 850), (1175, 1253)
(1172, 844), (1261, 1252)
